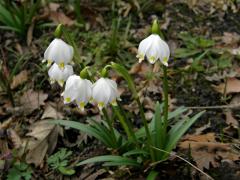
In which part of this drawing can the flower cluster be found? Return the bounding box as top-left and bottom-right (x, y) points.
(44, 38), (119, 111)
(44, 38), (74, 86)
(137, 33), (170, 66)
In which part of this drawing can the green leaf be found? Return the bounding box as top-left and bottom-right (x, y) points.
(51, 120), (111, 147)
(174, 48), (201, 58)
(58, 166), (75, 176)
(123, 149), (149, 157)
(147, 170), (159, 180)
(111, 62), (138, 99)
(165, 111), (205, 155)
(152, 102), (164, 160)
(7, 168), (21, 180)
(77, 155), (140, 167)
(103, 161), (139, 167)
(135, 105), (188, 139)
(89, 119), (116, 147)
(168, 106), (188, 120)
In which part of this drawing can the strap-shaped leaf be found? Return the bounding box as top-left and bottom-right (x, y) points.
(165, 111), (205, 154)
(51, 120), (110, 147)
(77, 155), (140, 167)
(123, 149), (149, 157)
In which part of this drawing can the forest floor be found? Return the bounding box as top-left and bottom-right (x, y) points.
(0, 0), (240, 179)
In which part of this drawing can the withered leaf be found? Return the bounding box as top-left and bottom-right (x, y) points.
(41, 103), (64, 120)
(23, 120), (62, 166)
(179, 133), (240, 170)
(20, 89), (48, 114)
(11, 70), (28, 89)
(213, 78), (240, 94)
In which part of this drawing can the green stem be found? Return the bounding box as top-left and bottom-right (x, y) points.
(110, 62), (155, 160)
(102, 108), (118, 148)
(0, 71), (14, 106)
(112, 104), (138, 146)
(62, 27), (84, 69)
(136, 98), (155, 161)
(162, 65), (169, 144)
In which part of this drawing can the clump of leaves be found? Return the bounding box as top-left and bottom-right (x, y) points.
(47, 148), (75, 176)
(175, 32), (232, 72)
(7, 161), (32, 180)
(0, 0), (41, 37)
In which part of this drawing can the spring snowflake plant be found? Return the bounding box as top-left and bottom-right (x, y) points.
(45, 22), (204, 173)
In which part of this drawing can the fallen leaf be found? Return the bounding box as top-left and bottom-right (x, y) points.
(41, 103), (64, 119)
(49, 11), (75, 26)
(23, 120), (62, 166)
(213, 78), (240, 94)
(8, 129), (22, 149)
(20, 89), (48, 114)
(129, 62), (151, 76)
(85, 169), (106, 180)
(10, 70), (28, 89)
(194, 121), (211, 135)
(48, 2), (60, 11)
(224, 110), (239, 128)
(222, 32), (240, 46)
(179, 133), (240, 170)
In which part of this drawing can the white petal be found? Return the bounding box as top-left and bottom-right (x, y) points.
(92, 78), (111, 106)
(48, 63), (73, 82)
(137, 35), (153, 62)
(44, 38), (73, 66)
(63, 75), (81, 103)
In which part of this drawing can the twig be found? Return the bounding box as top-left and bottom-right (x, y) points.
(186, 103), (240, 110)
(150, 146), (214, 180)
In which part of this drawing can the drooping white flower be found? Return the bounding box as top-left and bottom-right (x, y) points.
(92, 78), (118, 110)
(48, 63), (73, 86)
(62, 75), (92, 111)
(44, 38), (74, 69)
(137, 34), (170, 66)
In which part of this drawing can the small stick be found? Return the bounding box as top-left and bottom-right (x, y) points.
(186, 103), (240, 110)
(150, 146), (214, 180)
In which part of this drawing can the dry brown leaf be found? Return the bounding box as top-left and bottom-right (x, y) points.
(20, 89), (48, 114)
(222, 32), (240, 45)
(194, 121), (211, 135)
(11, 70), (28, 89)
(49, 11), (75, 26)
(225, 110), (239, 128)
(8, 129), (22, 149)
(23, 120), (62, 166)
(41, 103), (64, 119)
(179, 133), (240, 170)
(129, 62), (151, 76)
(49, 2), (60, 11)
(213, 78), (240, 94)
(85, 169), (107, 180)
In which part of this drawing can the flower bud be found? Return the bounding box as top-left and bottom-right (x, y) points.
(44, 38), (74, 69)
(62, 75), (92, 111)
(137, 34), (170, 66)
(48, 63), (73, 86)
(92, 78), (119, 110)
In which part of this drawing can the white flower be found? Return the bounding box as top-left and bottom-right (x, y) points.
(62, 75), (92, 111)
(48, 63), (73, 86)
(137, 34), (170, 66)
(44, 38), (74, 69)
(92, 78), (118, 110)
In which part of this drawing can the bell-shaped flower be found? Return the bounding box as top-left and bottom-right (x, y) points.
(48, 63), (73, 86)
(62, 75), (92, 111)
(92, 78), (118, 110)
(137, 34), (170, 66)
(44, 38), (74, 69)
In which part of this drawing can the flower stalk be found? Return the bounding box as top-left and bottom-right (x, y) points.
(151, 19), (169, 157)
(162, 65), (169, 145)
(102, 108), (118, 148)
